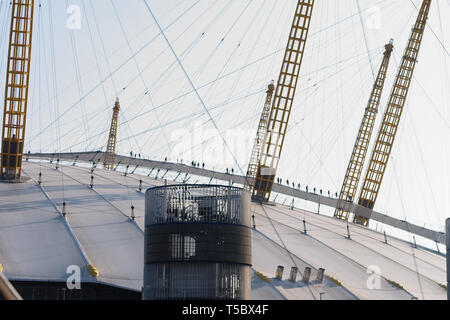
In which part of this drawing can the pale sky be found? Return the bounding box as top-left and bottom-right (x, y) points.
(1, 0), (450, 244)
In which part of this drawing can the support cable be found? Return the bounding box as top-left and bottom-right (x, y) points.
(26, 1), (202, 147)
(110, 0), (174, 155)
(142, 0), (246, 177)
(47, 1), (66, 206)
(355, 0), (376, 79)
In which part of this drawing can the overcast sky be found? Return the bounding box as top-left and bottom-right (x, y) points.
(0, 0), (449, 240)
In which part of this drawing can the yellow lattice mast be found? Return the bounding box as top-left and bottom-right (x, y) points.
(245, 81), (275, 190)
(252, 0), (314, 203)
(1, 0), (35, 180)
(334, 40), (394, 221)
(354, 0), (432, 226)
(104, 98), (120, 170)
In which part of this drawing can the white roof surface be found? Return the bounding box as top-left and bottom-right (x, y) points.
(0, 160), (446, 300)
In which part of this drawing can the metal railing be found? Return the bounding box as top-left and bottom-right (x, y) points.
(28, 152), (446, 244)
(146, 185), (250, 226)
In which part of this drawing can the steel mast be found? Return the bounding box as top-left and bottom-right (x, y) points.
(252, 0), (314, 202)
(104, 98), (120, 170)
(354, 0), (432, 226)
(245, 81), (275, 190)
(1, 0), (35, 180)
(334, 40), (394, 221)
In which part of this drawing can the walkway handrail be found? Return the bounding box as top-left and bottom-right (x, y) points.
(28, 152), (446, 245)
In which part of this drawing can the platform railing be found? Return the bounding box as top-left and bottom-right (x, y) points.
(27, 152), (446, 245)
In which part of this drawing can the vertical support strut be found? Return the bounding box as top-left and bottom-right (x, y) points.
(446, 218), (449, 300)
(1, 0), (35, 180)
(252, 0), (314, 203)
(334, 40), (394, 221)
(104, 98), (120, 170)
(245, 81), (275, 190)
(354, 0), (432, 226)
